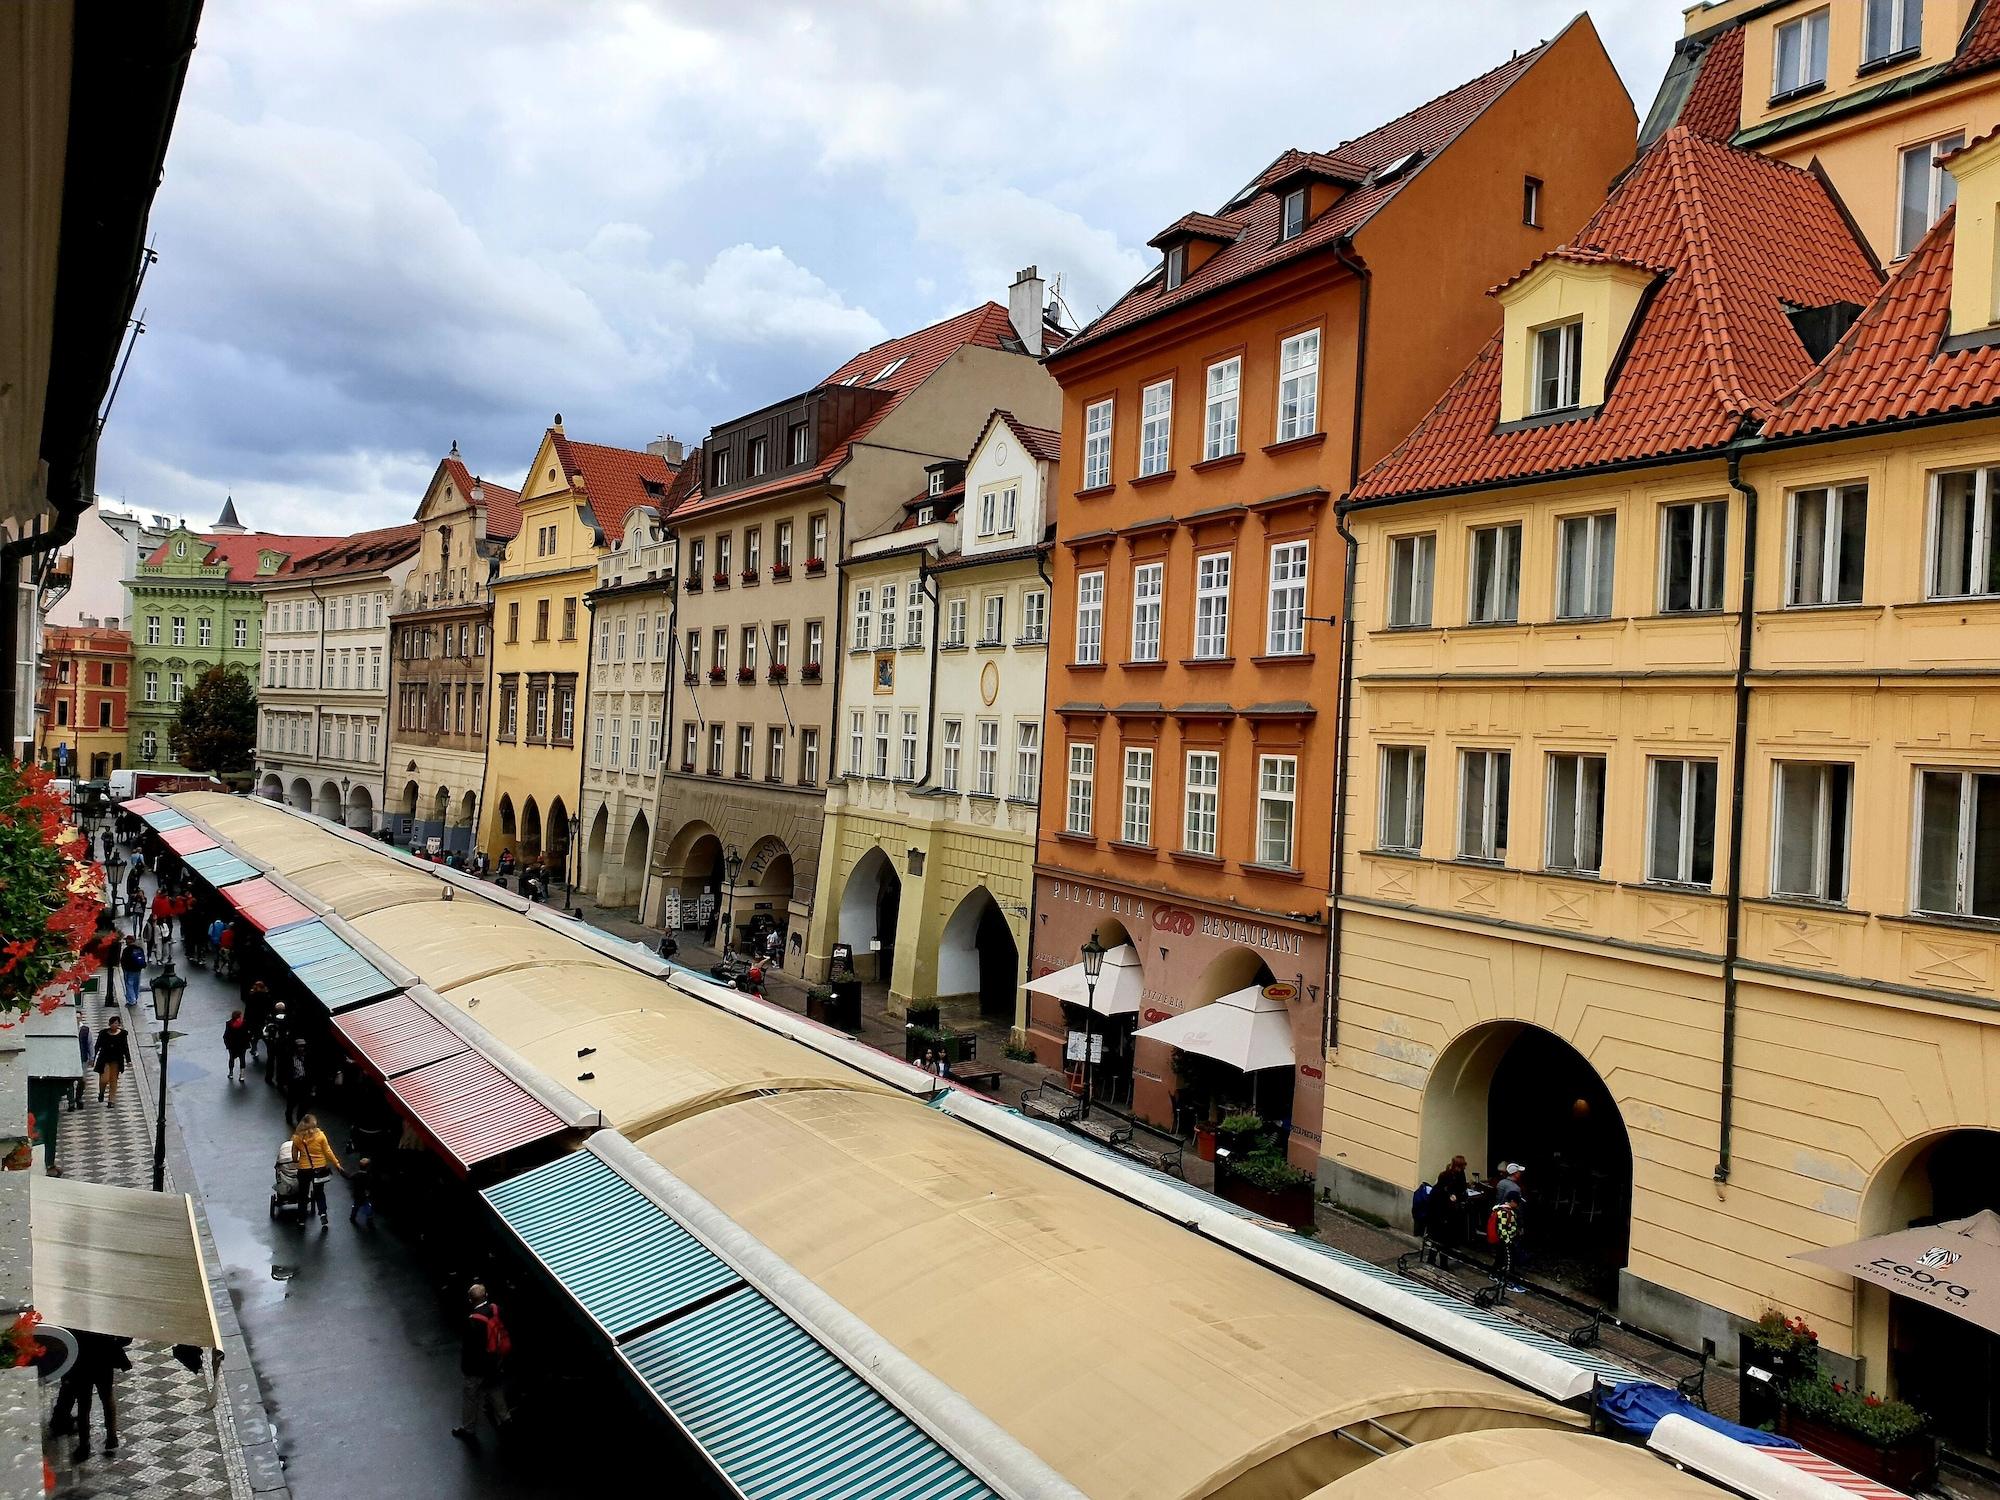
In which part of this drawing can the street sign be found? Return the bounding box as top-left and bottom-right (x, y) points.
(1064, 1030), (1104, 1063)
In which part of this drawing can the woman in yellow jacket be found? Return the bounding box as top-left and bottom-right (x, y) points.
(291, 1114), (345, 1230)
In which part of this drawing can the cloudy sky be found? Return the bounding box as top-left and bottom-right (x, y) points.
(99, 1), (1679, 535)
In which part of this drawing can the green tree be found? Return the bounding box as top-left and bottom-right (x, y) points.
(168, 664), (257, 775)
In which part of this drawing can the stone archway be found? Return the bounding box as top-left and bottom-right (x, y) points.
(314, 780), (342, 821)
(497, 794), (517, 848)
(838, 845), (901, 984)
(259, 773), (283, 800)
(658, 822), (723, 937)
(1421, 1021), (1633, 1277)
(520, 797), (542, 859)
(619, 810), (651, 911)
(288, 777), (312, 812)
(345, 782), (374, 831)
(548, 796), (570, 877)
(738, 837), (794, 960)
(938, 887), (1017, 1020)
(584, 804), (610, 895)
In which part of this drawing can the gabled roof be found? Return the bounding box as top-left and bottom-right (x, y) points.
(659, 446), (701, 520)
(1946, 0), (2000, 77)
(440, 454), (523, 541)
(1352, 128), (1882, 503)
(544, 432), (676, 539)
(1147, 212), (1241, 251)
(140, 531), (343, 578)
(1260, 149), (1369, 191)
(998, 412), (1061, 465)
(1762, 210), (2000, 439)
(1487, 246), (1672, 298)
(669, 302), (1032, 523)
(1052, 33), (1558, 361)
(280, 521), (422, 581)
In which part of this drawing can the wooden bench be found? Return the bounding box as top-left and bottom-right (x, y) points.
(1071, 1115), (1132, 1151)
(947, 1062), (1002, 1093)
(1020, 1081), (1083, 1124)
(1116, 1134), (1185, 1177)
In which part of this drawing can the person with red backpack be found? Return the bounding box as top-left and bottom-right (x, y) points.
(453, 1283), (513, 1441)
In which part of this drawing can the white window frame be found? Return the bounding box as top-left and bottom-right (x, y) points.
(1183, 750), (1219, 856)
(1281, 187), (1307, 241)
(1277, 330), (1320, 442)
(1121, 747), (1154, 846)
(1458, 749), (1511, 864)
(1467, 522), (1522, 624)
(1138, 379), (1173, 477)
(901, 712), (919, 781)
(1387, 533), (1436, 628)
(945, 596), (967, 649)
(941, 718), (962, 792)
(1554, 512), (1616, 621)
(1378, 747), (1426, 853)
(1772, 7), (1830, 96)
(853, 587), (873, 650)
(982, 593), (1004, 647)
(1532, 319), (1584, 414)
(1912, 767), (2000, 919)
(234, 618), (249, 648)
(1204, 357), (1241, 461)
(1075, 571), (1104, 664)
(1014, 721), (1041, 802)
(873, 711), (891, 780)
(1930, 466), (2000, 598)
(1163, 243), (1186, 291)
(1021, 590), (1047, 643)
(1772, 761), (1854, 903)
(1131, 562), (1163, 662)
(976, 719), (999, 797)
(1785, 483), (1868, 607)
(1544, 753), (1608, 875)
(1083, 399), (1113, 489)
(1646, 757), (1719, 888)
(1864, 0), (1923, 65)
(1898, 133), (1962, 257)
(1256, 755), (1298, 868)
(1066, 743), (1095, 835)
(1266, 541), (1309, 655)
(801, 727), (820, 784)
(766, 726), (784, 781)
(1659, 500), (1728, 613)
(1193, 552), (1232, 659)
(849, 710), (865, 777)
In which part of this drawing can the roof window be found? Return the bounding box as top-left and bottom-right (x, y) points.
(1280, 190), (1306, 243)
(874, 356), (907, 383)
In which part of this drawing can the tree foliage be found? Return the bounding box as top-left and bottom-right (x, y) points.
(0, 763), (107, 1013)
(168, 664), (257, 774)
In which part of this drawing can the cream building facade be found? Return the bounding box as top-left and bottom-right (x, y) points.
(809, 412), (1057, 1023)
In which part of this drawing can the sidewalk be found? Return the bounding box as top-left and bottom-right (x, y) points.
(46, 903), (254, 1500)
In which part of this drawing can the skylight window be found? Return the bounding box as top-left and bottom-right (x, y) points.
(874, 356), (907, 383)
(1373, 151), (1422, 185)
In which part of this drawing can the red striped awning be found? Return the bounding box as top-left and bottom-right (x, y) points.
(386, 1050), (566, 1176)
(222, 877), (315, 933)
(159, 826), (217, 856)
(122, 797), (164, 815)
(1754, 1445), (1909, 1498)
(332, 995), (466, 1081)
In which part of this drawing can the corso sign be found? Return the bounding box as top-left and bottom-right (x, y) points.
(1152, 906), (1196, 936)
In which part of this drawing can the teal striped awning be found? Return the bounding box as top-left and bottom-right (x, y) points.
(140, 808), (190, 831)
(183, 847), (258, 887)
(264, 920), (400, 1011)
(484, 1150), (997, 1500)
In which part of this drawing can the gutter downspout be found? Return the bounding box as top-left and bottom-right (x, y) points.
(1324, 239), (1372, 1056)
(916, 555), (942, 787)
(1715, 447), (1758, 1185)
(576, 585), (596, 902)
(307, 576), (328, 795)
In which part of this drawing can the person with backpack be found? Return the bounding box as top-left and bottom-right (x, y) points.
(453, 1283), (513, 1441)
(222, 1009), (253, 1082)
(118, 939), (145, 1008)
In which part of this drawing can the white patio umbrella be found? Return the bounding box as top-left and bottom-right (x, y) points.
(1793, 1209), (2000, 1337)
(1024, 942), (1145, 1017)
(1135, 984), (1296, 1073)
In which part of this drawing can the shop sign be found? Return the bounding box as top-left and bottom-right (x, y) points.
(1045, 879), (1150, 923)
(1152, 905), (1196, 935)
(1299, 1063), (1324, 1081)
(1262, 981), (1299, 1003)
(1199, 914), (1305, 957)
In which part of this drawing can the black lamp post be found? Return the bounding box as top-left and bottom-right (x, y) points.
(1079, 930), (1104, 1120)
(148, 962), (187, 1192)
(721, 844), (743, 958)
(565, 812), (581, 912)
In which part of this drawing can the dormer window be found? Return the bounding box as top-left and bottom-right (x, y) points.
(1533, 320), (1583, 414)
(748, 435), (768, 476)
(712, 449), (731, 487)
(1281, 188), (1307, 242)
(1772, 9), (1829, 99)
(1863, 0), (1922, 66)
(173, 540), (187, 558)
(1164, 243), (1187, 290)
(928, 471), (944, 498)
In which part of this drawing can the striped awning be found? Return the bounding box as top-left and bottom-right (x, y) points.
(264, 920), (399, 1011)
(483, 1150), (997, 1500)
(140, 808), (190, 832)
(158, 825), (217, 856)
(120, 797), (164, 815)
(333, 994), (464, 1079)
(183, 847), (258, 887)
(222, 877), (315, 934)
(387, 1050), (567, 1176)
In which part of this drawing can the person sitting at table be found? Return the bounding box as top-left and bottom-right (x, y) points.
(1430, 1155), (1471, 1246)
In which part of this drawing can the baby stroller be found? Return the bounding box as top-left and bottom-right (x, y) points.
(270, 1139), (310, 1223)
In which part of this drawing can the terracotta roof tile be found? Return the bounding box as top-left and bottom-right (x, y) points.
(1947, 0), (2000, 75)
(1678, 22), (1744, 141)
(1148, 212), (1241, 250)
(141, 531), (343, 577)
(1353, 128), (1881, 501)
(998, 412), (1061, 464)
(545, 432), (676, 538)
(669, 302), (1024, 523)
(1055, 38), (1552, 360)
(1260, 149), (1369, 189)
(442, 455), (523, 540)
(1764, 210), (2000, 437)
(1487, 245), (1674, 297)
(283, 522), (422, 580)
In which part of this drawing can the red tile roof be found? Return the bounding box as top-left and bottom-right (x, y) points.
(1148, 211), (1242, 250)
(669, 302), (1027, 523)
(141, 532), (342, 577)
(1052, 34), (1556, 361)
(1946, 0), (2000, 76)
(545, 432), (676, 538)
(1677, 22), (1744, 141)
(999, 411), (1061, 464)
(283, 521), (422, 580)
(1487, 245), (1673, 297)
(442, 455), (523, 541)
(1352, 128), (1882, 502)
(1762, 210), (2000, 438)
(1261, 149), (1369, 190)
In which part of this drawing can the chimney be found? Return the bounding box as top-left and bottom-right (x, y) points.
(1009, 265), (1046, 357)
(647, 434), (685, 466)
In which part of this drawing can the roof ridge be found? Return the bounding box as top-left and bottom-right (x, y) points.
(1329, 29), (1551, 156)
(1660, 128), (1763, 418)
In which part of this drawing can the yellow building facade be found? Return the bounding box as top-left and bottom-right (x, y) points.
(479, 422), (676, 874)
(1326, 119), (2000, 1445)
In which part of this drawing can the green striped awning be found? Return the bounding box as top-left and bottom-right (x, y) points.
(140, 808), (190, 831)
(183, 847), (258, 887)
(484, 1149), (996, 1500)
(264, 920), (400, 1011)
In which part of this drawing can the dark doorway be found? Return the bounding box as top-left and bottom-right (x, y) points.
(1487, 1027), (1632, 1273)
(975, 901), (1016, 1019)
(1891, 1130), (2000, 1458)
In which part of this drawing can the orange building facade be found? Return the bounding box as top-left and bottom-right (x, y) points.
(35, 624), (131, 778)
(1033, 20), (1636, 1165)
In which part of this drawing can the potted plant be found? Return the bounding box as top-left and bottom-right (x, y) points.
(802, 660), (823, 681)
(712, 570), (730, 589)
(906, 1002), (941, 1033)
(707, 666), (726, 684)
(767, 663), (788, 682)
(1217, 1111), (1265, 1156)
(805, 555), (826, 575)
(1741, 1310), (1820, 1429)
(1779, 1376), (1936, 1491)
(771, 560), (792, 580)
(1218, 1145), (1316, 1228)
(737, 666), (755, 683)
(1194, 1122), (1219, 1162)
(684, 574), (702, 593)
(741, 568), (758, 584)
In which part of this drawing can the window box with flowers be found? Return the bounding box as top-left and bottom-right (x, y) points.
(736, 666), (755, 683)
(1780, 1377), (1936, 1492)
(1739, 1311), (1819, 1429)
(740, 569), (758, 586)
(770, 561), (792, 581)
(767, 663), (788, 683)
(712, 572), (730, 590)
(801, 661), (822, 682)
(805, 556), (826, 576)
(708, 666), (726, 684)
(683, 671), (699, 686)
(684, 575), (702, 594)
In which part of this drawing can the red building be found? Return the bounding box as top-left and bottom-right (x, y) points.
(36, 624), (130, 778)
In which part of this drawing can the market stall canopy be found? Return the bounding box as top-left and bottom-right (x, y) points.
(221, 876), (315, 934)
(1793, 1210), (2000, 1336)
(157, 825), (216, 856)
(386, 1048), (571, 1176)
(21, 1004), (84, 1080)
(137, 807), (190, 832)
(264, 920), (401, 1012)
(182, 847), (256, 887)
(119, 797), (164, 816)
(1023, 943), (1145, 1018)
(31, 1176), (220, 1348)
(1135, 984), (1296, 1073)
(1304, 1427), (1727, 1498)
(333, 993), (464, 1079)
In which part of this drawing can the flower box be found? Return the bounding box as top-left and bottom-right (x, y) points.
(712, 572), (730, 588)
(1778, 1409), (1937, 1493)
(683, 576), (702, 593)
(770, 561), (792, 579)
(802, 661), (822, 681)
(740, 569), (758, 584)
(805, 556), (826, 574)
(683, 672), (698, 686)
(707, 668), (726, 684)
(1216, 1173), (1315, 1228)
(767, 665), (788, 682)
(736, 667), (755, 683)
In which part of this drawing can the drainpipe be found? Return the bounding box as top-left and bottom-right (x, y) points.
(577, 589), (596, 902)
(1323, 239), (1372, 1056)
(914, 554), (942, 787)
(306, 576), (328, 797)
(1715, 447), (1759, 1185)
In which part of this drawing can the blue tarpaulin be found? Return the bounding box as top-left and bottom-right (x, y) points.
(1600, 1381), (1800, 1448)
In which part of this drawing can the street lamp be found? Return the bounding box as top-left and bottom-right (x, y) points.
(564, 812), (581, 912)
(1079, 930), (1104, 1121)
(148, 962), (187, 1192)
(721, 844), (743, 958)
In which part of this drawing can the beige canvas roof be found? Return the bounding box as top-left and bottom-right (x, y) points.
(1304, 1428), (1727, 1498)
(643, 1089), (1576, 1500)
(348, 905), (590, 989)
(32, 1177), (221, 1349)
(284, 861), (442, 919)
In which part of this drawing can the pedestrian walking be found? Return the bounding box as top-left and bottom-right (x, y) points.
(451, 1283), (513, 1441)
(263, 1000), (291, 1083)
(69, 1007), (91, 1112)
(47, 1329), (131, 1461)
(222, 1009), (253, 1081)
(118, 938), (145, 1008)
(347, 1157), (374, 1229)
(290, 1113), (344, 1230)
(283, 1038), (314, 1127)
(92, 1017), (131, 1109)
(215, 918), (236, 978)
(244, 979), (272, 1059)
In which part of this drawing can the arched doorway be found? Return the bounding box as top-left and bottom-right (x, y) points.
(314, 780), (342, 821)
(431, 786), (449, 840)
(621, 811), (651, 911)
(288, 777), (312, 812)
(738, 837), (794, 960)
(585, 804), (610, 893)
(497, 794), (517, 849)
(939, 888), (1017, 1020)
(259, 773), (283, 800)
(1422, 1022), (1632, 1283)
(659, 822), (723, 938)
(1147, 947), (1284, 1134)
(838, 845), (901, 983)
(1858, 1129), (2000, 1456)
(521, 797), (542, 859)
(346, 783), (374, 831)
(548, 797), (570, 884)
